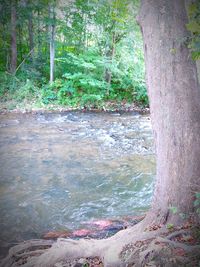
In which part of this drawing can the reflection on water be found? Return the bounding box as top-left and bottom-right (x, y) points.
(0, 111), (155, 254)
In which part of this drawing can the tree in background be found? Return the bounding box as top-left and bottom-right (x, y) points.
(0, 0), (148, 107)
(49, 0), (56, 83)
(10, 0), (17, 74)
(27, 0), (34, 61)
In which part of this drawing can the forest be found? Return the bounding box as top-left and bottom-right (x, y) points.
(0, 0), (200, 267)
(0, 0), (149, 111)
(0, 0), (199, 111)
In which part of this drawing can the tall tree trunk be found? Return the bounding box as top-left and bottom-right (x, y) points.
(28, 9), (34, 61)
(49, 2), (56, 83)
(18, 24), (23, 62)
(37, 8), (41, 58)
(138, 0), (200, 226)
(10, 0), (17, 74)
(104, 31), (116, 88)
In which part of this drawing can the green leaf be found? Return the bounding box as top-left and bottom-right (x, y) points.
(167, 223), (174, 230)
(169, 206), (178, 214)
(186, 21), (200, 33)
(195, 192), (200, 199)
(191, 51), (200, 60)
(188, 3), (198, 17)
(194, 199), (200, 207)
(196, 208), (200, 215)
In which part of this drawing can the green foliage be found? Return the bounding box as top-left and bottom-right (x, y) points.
(0, 71), (40, 106)
(187, 2), (200, 60)
(41, 45), (148, 107)
(133, 82), (148, 105)
(0, 0), (148, 109)
(80, 94), (103, 108)
(169, 206), (178, 214)
(14, 79), (38, 101)
(42, 86), (58, 104)
(166, 223), (174, 230)
(194, 192), (200, 215)
(0, 72), (17, 96)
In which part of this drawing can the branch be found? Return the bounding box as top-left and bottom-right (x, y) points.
(14, 47), (35, 75)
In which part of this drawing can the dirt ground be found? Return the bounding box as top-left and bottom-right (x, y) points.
(1, 222), (200, 267)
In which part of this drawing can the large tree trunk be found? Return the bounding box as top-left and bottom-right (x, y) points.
(137, 0), (200, 225)
(10, 0), (17, 74)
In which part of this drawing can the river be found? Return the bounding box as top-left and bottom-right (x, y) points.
(0, 111), (155, 256)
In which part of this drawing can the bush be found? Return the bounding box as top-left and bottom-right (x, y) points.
(0, 44), (149, 108)
(134, 82), (148, 106)
(80, 94), (103, 108)
(13, 79), (38, 101)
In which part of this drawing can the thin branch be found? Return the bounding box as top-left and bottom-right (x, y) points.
(14, 47), (35, 75)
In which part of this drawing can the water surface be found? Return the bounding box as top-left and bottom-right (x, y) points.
(0, 111), (155, 255)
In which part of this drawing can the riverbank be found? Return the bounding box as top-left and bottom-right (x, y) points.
(1, 221), (200, 267)
(0, 99), (149, 115)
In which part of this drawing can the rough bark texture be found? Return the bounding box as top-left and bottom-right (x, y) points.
(10, 0), (17, 74)
(137, 0), (200, 225)
(196, 60), (200, 83)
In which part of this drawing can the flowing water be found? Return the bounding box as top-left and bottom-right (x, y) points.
(0, 111), (155, 256)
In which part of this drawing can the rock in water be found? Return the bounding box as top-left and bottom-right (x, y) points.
(72, 229), (92, 237)
(43, 230), (71, 239)
(89, 220), (113, 229)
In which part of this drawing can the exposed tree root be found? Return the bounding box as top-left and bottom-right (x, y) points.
(1, 222), (200, 267)
(165, 229), (188, 240)
(156, 236), (200, 252)
(0, 240), (53, 267)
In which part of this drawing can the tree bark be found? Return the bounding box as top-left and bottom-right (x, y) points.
(18, 24), (23, 62)
(49, 2), (56, 83)
(28, 8), (34, 61)
(37, 7), (41, 58)
(104, 31), (116, 88)
(10, 0), (17, 74)
(138, 0), (200, 225)
(196, 60), (200, 83)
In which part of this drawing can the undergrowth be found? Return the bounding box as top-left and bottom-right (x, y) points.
(0, 50), (148, 111)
